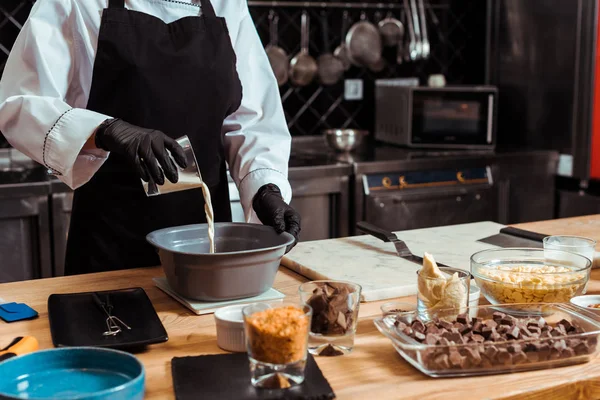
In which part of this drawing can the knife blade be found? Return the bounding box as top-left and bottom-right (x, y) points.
(356, 221), (452, 268)
(478, 227), (548, 249)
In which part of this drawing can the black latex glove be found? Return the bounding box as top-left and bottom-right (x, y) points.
(95, 118), (187, 185)
(253, 184), (301, 249)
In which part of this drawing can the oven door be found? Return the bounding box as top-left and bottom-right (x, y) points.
(364, 184), (498, 232)
(410, 88), (497, 148)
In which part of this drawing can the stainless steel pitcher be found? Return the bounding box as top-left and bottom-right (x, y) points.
(142, 135), (203, 196)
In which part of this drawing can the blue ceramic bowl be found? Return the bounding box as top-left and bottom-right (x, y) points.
(0, 347), (145, 400)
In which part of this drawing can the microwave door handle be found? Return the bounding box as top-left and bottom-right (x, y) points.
(487, 94), (494, 144)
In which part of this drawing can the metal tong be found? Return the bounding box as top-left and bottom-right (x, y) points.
(92, 293), (131, 336)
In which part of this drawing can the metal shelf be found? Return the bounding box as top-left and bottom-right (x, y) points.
(247, 1), (446, 10)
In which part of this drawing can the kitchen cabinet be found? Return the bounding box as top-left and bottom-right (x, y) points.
(0, 186), (52, 283)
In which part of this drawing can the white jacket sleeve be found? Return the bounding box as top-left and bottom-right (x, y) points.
(0, 0), (110, 189)
(223, 2), (293, 223)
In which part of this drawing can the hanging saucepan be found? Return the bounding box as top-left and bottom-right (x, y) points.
(345, 11), (382, 68)
(333, 11), (352, 71)
(378, 10), (404, 47)
(317, 10), (345, 85)
(289, 11), (318, 86)
(367, 12), (387, 73)
(265, 10), (289, 86)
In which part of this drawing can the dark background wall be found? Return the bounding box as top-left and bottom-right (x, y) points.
(0, 0), (487, 147)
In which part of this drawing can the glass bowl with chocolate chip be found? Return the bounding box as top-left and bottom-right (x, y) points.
(374, 303), (600, 377)
(299, 280), (362, 356)
(471, 248), (592, 314)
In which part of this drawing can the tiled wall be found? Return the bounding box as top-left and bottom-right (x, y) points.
(0, 0), (486, 146)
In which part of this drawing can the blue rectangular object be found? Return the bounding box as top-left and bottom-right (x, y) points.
(0, 302), (38, 322)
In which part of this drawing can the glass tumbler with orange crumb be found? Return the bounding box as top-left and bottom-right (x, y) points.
(243, 302), (312, 388)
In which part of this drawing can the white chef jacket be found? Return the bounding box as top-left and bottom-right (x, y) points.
(0, 0), (292, 223)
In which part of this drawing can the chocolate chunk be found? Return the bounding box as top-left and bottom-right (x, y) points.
(452, 322), (465, 331)
(449, 351), (466, 368)
(425, 333), (439, 345)
(490, 330), (502, 342)
(472, 322), (483, 334)
(520, 327), (533, 338)
(481, 326), (495, 340)
(414, 331), (426, 341)
(549, 348), (561, 360)
(492, 311), (506, 321)
(500, 316), (515, 326)
(550, 329), (563, 337)
(508, 343), (522, 354)
(485, 346), (499, 360)
(553, 339), (567, 351)
(507, 326), (520, 340)
(460, 325), (473, 336)
(528, 326), (541, 336)
(526, 351), (540, 363)
(438, 337), (451, 346)
(472, 317), (482, 325)
(412, 320), (426, 334)
(319, 344), (344, 357)
(336, 312), (348, 330)
(395, 321), (407, 330)
(402, 327), (414, 337)
(554, 324), (567, 336)
(426, 324), (442, 335)
(484, 319), (498, 330)
(463, 347), (482, 366)
(562, 348), (575, 358)
(496, 349), (512, 365)
(438, 320), (454, 330)
(442, 331), (463, 344)
(434, 353), (450, 369)
(471, 334), (485, 343)
(512, 351), (528, 364)
(527, 320), (539, 329)
(524, 342), (539, 352)
(574, 341), (590, 356)
(450, 327), (460, 334)
(557, 319), (573, 333)
(456, 313), (469, 325)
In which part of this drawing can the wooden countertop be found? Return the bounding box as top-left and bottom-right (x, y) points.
(2, 215), (600, 399)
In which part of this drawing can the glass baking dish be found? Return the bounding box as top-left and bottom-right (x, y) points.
(374, 303), (600, 378)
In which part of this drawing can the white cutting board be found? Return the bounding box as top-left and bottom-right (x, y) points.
(281, 221), (505, 302)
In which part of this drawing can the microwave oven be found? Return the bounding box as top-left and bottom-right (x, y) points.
(375, 83), (498, 149)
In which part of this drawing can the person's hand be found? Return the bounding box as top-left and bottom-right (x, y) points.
(94, 118), (187, 185)
(252, 184), (301, 250)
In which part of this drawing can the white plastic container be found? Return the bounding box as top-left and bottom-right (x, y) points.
(214, 305), (246, 353)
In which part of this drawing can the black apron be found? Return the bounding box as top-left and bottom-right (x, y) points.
(65, 0), (242, 275)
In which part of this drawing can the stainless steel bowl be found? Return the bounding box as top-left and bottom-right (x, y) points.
(146, 223), (295, 301)
(324, 129), (369, 152)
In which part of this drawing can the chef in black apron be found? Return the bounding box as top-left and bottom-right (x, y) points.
(0, 0), (300, 275)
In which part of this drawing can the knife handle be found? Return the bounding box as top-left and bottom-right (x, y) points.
(356, 221), (397, 242)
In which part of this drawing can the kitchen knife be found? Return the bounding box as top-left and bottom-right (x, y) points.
(356, 221), (453, 268)
(478, 226), (548, 248)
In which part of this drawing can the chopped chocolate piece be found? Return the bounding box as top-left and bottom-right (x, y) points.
(323, 283), (336, 298)
(319, 344), (344, 357)
(307, 292), (328, 315)
(550, 329), (563, 337)
(520, 327), (533, 338)
(336, 312), (348, 331)
(471, 334), (484, 343)
(450, 327), (460, 334)
(412, 320), (426, 334)
(456, 313), (469, 325)
(557, 319), (573, 333)
(496, 349), (512, 365)
(472, 317), (482, 325)
(480, 354), (494, 368)
(492, 311), (506, 321)
(527, 320), (539, 329)
(554, 324), (567, 336)
(562, 348), (576, 358)
(507, 343), (522, 354)
(481, 326), (495, 340)
(574, 342), (590, 356)
(425, 333), (439, 345)
(426, 324), (442, 335)
(512, 351), (528, 364)
(452, 322), (465, 331)
(528, 326), (541, 336)
(449, 351), (466, 368)
(496, 325), (509, 335)
(463, 347), (482, 366)
(434, 353), (450, 369)
(526, 351), (540, 363)
(587, 336), (598, 347)
(442, 331), (462, 344)
(460, 325), (473, 336)
(568, 339), (582, 348)
(472, 322), (483, 334)
(524, 342), (539, 352)
(395, 321), (407, 330)
(414, 331), (426, 341)
(499, 316), (515, 326)
(507, 326), (520, 340)
(485, 346), (499, 360)
(484, 320), (498, 330)
(402, 327), (414, 337)
(438, 320), (454, 330)
(262, 373), (292, 389)
(536, 317), (547, 328)
(553, 339), (567, 351)
(490, 330), (502, 342)
(549, 348), (561, 360)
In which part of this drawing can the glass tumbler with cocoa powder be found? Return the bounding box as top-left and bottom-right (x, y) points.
(243, 303), (312, 388)
(299, 280), (362, 356)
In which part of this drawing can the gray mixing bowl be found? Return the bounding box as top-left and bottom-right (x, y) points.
(146, 223), (295, 301)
